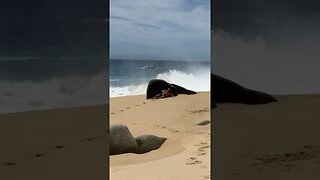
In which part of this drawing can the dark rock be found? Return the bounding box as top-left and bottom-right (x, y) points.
(109, 124), (139, 155)
(146, 79), (196, 99)
(212, 73), (277, 109)
(135, 134), (167, 154)
(170, 83), (197, 95)
(197, 120), (211, 126)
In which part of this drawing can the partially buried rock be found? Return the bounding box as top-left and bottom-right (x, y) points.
(197, 120), (211, 126)
(109, 124), (139, 155)
(135, 134), (167, 154)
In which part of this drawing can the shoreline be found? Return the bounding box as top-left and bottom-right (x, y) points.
(109, 90), (210, 99)
(0, 104), (108, 115)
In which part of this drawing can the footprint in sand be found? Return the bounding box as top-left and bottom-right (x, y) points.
(197, 120), (210, 126)
(197, 152), (206, 156)
(81, 137), (96, 142)
(189, 107), (209, 114)
(126, 107), (130, 109)
(195, 142), (209, 147)
(302, 145), (314, 149)
(55, 145), (65, 149)
(168, 129), (179, 133)
(248, 145), (319, 170)
(194, 142), (209, 156)
(153, 124), (180, 133)
(1, 162), (17, 166)
(199, 145), (210, 150)
(27, 153), (45, 158)
(110, 112), (115, 115)
(186, 157), (203, 165)
(154, 124), (166, 129)
(47, 145), (65, 150)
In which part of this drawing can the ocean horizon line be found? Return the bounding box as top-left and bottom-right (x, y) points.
(110, 58), (210, 63)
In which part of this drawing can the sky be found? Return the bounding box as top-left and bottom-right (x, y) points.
(0, 0), (108, 58)
(110, 0), (210, 61)
(212, 0), (320, 94)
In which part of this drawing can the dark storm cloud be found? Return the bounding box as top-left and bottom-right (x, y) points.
(0, 0), (108, 57)
(213, 0), (320, 41)
(212, 0), (320, 94)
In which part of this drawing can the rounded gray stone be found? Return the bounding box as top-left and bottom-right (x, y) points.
(197, 120), (211, 126)
(109, 124), (139, 155)
(135, 134), (167, 154)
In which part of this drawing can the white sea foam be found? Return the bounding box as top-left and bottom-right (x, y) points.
(0, 68), (210, 113)
(110, 68), (210, 97)
(0, 73), (107, 113)
(110, 83), (148, 97)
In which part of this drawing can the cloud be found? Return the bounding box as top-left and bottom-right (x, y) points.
(83, 19), (109, 22)
(213, 0), (320, 42)
(0, 0), (108, 57)
(212, 0), (320, 94)
(110, 0), (210, 61)
(212, 30), (320, 95)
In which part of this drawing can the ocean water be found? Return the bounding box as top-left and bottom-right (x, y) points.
(0, 57), (107, 113)
(110, 59), (210, 97)
(0, 58), (210, 113)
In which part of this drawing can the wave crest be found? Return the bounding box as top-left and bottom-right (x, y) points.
(110, 68), (209, 97)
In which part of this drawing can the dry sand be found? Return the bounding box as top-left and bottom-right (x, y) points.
(110, 92), (211, 180)
(3, 93), (319, 179)
(0, 105), (108, 180)
(213, 94), (320, 179)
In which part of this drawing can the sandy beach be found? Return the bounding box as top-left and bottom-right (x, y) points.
(213, 94), (320, 179)
(110, 92), (210, 180)
(0, 105), (108, 180)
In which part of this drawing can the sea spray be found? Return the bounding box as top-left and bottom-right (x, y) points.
(110, 68), (210, 97)
(0, 73), (107, 113)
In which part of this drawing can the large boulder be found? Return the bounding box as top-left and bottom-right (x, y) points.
(212, 73), (277, 109)
(146, 79), (196, 99)
(135, 134), (167, 154)
(109, 124), (139, 155)
(109, 124), (167, 155)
